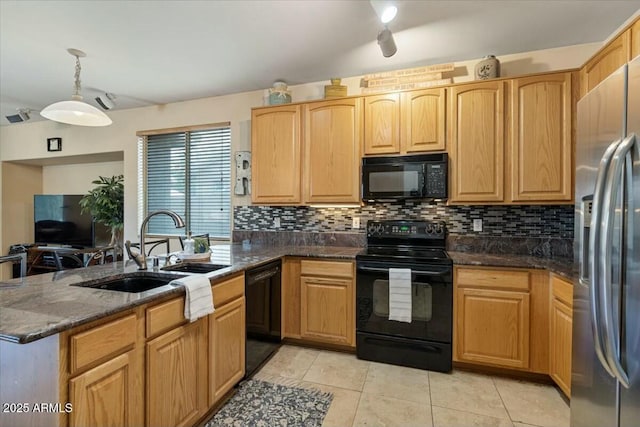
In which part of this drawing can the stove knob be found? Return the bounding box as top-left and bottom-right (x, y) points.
(367, 223), (377, 234)
(426, 224), (433, 234)
(434, 223), (443, 234)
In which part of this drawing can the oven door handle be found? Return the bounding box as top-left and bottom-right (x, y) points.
(357, 266), (449, 276)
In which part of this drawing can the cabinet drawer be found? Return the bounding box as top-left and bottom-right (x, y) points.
(213, 273), (244, 307)
(551, 275), (573, 308)
(146, 297), (186, 338)
(456, 267), (530, 291)
(301, 260), (353, 278)
(70, 314), (137, 375)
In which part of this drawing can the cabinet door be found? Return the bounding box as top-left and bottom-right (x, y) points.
(209, 297), (245, 406)
(401, 88), (446, 152)
(511, 72), (572, 202)
(282, 258), (302, 339)
(304, 98), (362, 203)
(581, 30), (630, 96)
(146, 319), (207, 427)
(251, 105), (302, 204)
(550, 298), (573, 397)
(455, 287), (530, 369)
(632, 18), (640, 59)
(364, 93), (400, 154)
(69, 350), (141, 427)
(449, 81), (505, 203)
(300, 276), (354, 346)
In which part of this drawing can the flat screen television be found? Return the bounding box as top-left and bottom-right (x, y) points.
(34, 194), (111, 248)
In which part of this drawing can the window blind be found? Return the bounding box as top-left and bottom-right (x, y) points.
(142, 126), (231, 239)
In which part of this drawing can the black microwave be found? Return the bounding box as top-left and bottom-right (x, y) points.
(362, 153), (448, 202)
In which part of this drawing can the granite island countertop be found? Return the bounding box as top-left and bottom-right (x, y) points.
(0, 242), (578, 345)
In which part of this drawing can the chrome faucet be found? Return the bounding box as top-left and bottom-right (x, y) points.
(125, 210), (185, 270)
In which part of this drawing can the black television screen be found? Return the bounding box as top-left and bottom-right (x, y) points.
(34, 195), (110, 248)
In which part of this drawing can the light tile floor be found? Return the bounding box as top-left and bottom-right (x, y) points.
(253, 345), (570, 427)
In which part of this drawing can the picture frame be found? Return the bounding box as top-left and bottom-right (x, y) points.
(47, 137), (62, 152)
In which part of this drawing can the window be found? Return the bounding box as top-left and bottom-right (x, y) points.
(138, 123), (231, 239)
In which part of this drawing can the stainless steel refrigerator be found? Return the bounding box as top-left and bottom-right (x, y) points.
(572, 56), (639, 427)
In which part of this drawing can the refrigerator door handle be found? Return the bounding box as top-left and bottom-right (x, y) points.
(589, 138), (622, 378)
(600, 133), (636, 389)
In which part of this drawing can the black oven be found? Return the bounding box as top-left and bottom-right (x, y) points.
(356, 220), (453, 372)
(361, 153), (448, 202)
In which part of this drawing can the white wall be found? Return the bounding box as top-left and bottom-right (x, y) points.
(0, 43), (600, 244)
(42, 161), (124, 194)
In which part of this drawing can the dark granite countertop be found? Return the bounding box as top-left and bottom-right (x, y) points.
(0, 244), (361, 344)
(1, 242), (578, 345)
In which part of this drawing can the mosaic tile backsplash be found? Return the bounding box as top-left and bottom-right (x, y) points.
(233, 201), (574, 238)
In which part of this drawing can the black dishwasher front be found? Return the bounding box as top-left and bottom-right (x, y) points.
(245, 259), (282, 377)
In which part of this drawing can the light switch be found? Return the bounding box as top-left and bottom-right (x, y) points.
(473, 219), (483, 232)
(274, 217), (281, 228)
(352, 217), (360, 229)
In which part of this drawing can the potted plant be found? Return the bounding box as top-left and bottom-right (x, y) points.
(79, 175), (124, 252)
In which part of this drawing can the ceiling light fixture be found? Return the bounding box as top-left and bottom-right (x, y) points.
(5, 108), (32, 124)
(370, 1), (397, 24)
(40, 48), (112, 127)
(377, 27), (397, 57)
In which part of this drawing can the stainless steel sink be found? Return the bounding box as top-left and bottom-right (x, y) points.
(72, 274), (178, 293)
(162, 263), (229, 274)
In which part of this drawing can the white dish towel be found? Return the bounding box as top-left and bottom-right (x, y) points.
(170, 274), (214, 322)
(388, 268), (412, 323)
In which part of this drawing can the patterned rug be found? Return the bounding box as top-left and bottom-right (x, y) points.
(206, 379), (333, 427)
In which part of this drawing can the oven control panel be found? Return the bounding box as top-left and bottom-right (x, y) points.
(366, 220), (446, 239)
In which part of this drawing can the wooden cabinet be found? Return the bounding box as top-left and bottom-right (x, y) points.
(69, 349), (139, 427)
(581, 30), (630, 96)
(146, 317), (207, 427)
(300, 259), (355, 347)
(282, 258), (302, 339)
(632, 18), (640, 59)
(251, 104), (302, 204)
(304, 98), (362, 203)
(449, 81), (506, 203)
(65, 312), (143, 427)
(209, 295), (245, 406)
(364, 93), (400, 154)
(363, 88), (446, 155)
(549, 275), (573, 397)
(454, 266), (551, 373)
(510, 72), (573, 202)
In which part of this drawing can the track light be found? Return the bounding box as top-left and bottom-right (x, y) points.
(95, 93), (116, 110)
(377, 27), (397, 58)
(5, 108), (32, 124)
(370, 1), (397, 24)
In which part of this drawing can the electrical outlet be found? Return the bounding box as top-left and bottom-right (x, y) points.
(352, 217), (360, 229)
(473, 218), (483, 232)
(274, 217), (281, 228)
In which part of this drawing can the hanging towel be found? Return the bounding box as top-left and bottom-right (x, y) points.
(170, 274), (214, 322)
(388, 268), (412, 323)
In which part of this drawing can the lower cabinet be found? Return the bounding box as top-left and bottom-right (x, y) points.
(146, 318), (207, 427)
(454, 266), (549, 372)
(209, 296), (245, 406)
(549, 274), (573, 397)
(68, 349), (139, 427)
(300, 259), (355, 347)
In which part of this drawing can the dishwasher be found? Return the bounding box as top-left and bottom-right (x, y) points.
(245, 259), (282, 377)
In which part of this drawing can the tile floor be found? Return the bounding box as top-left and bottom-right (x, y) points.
(253, 344), (570, 427)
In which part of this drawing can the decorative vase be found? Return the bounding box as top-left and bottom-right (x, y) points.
(475, 55), (500, 80)
(268, 81), (292, 105)
(324, 78), (347, 98)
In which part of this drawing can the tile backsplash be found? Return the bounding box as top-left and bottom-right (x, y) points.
(233, 201), (574, 238)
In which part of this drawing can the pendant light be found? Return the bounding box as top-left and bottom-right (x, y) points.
(40, 48), (112, 127)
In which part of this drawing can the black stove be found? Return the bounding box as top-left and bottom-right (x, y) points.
(355, 220), (453, 372)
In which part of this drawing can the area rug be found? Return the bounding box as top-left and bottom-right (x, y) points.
(205, 379), (333, 427)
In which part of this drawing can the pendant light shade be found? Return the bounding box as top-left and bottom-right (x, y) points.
(40, 49), (112, 127)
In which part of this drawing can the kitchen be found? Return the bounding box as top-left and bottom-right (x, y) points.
(1, 2), (639, 427)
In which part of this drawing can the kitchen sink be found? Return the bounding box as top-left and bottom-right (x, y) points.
(72, 274), (178, 293)
(162, 263), (230, 274)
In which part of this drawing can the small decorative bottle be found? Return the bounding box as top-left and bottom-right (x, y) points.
(183, 231), (194, 255)
(268, 81), (292, 105)
(474, 55), (500, 80)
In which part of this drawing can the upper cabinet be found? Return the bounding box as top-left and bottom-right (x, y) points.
(581, 30), (630, 96)
(632, 18), (640, 59)
(304, 98), (362, 204)
(510, 72), (573, 202)
(251, 105), (302, 204)
(363, 88), (446, 155)
(449, 81), (506, 203)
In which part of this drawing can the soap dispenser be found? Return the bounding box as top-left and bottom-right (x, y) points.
(183, 231), (195, 255)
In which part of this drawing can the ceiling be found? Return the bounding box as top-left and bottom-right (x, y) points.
(1, 0), (639, 126)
